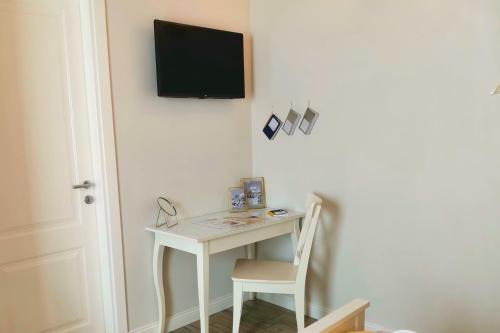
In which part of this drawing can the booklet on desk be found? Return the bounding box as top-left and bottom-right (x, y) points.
(268, 209), (288, 217)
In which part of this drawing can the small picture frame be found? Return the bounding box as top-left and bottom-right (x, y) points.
(263, 114), (283, 140)
(299, 107), (319, 135)
(228, 187), (247, 212)
(282, 108), (301, 136)
(240, 177), (266, 209)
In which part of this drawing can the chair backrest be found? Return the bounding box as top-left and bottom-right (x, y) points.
(294, 193), (322, 284)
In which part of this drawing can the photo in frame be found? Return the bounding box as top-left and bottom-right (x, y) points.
(282, 108), (301, 135)
(299, 107), (319, 135)
(240, 177), (266, 209)
(263, 114), (282, 140)
(228, 187), (247, 212)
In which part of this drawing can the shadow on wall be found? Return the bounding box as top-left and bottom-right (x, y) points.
(307, 194), (342, 313)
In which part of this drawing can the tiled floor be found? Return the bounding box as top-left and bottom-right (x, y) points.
(172, 299), (316, 333)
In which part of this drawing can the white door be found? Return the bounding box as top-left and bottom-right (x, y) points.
(0, 0), (107, 332)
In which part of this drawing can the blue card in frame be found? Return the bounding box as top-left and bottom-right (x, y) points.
(263, 114), (282, 140)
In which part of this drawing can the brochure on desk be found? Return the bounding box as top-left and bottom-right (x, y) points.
(193, 211), (285, 230)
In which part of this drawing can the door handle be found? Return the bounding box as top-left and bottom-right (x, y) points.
(72, 180), (94, 190)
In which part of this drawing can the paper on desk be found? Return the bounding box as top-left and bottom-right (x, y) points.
(193, 214), (266, 229)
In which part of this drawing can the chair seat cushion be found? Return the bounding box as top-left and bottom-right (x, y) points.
(231, 259), (297, 283)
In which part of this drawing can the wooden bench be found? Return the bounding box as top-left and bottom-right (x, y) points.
(299, 299), (372, 333)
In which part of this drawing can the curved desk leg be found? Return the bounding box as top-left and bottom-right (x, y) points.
(197, 243), (210, 333)
(153, 238), (166, 333)
(246, 243), (256, 300)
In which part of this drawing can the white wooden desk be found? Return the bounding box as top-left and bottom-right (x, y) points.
(146, 209), (304, 333)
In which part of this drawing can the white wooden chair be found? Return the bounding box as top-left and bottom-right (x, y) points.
(231, 193), (323, 332)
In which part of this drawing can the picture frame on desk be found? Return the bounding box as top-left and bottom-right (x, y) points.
(240, 177), (266, 209)
(228, 187), (247, 212)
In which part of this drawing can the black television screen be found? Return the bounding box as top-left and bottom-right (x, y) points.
(154, 20), (245, 99)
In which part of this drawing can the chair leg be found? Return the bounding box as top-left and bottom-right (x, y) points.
(294, 289), (305, 330)
(232, 282), (243, 333)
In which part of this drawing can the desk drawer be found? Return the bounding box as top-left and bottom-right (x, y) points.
(208, 220), (296, 254)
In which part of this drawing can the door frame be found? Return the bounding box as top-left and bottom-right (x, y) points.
(79, 0), (127, 332)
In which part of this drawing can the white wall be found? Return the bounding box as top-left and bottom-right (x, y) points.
(251, 1), (500, 332)
(106, 0), (251, 330)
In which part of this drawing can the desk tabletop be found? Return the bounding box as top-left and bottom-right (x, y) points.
(146, 209), (304, 242)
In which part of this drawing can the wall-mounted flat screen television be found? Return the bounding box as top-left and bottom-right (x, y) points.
(154, 20), (245, 99)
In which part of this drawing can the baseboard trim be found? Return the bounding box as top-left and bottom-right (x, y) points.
(257, 293), (393, 333)
(130, 293), (392, 333)
(129, 293), (243, 333)
(129, 321), (158, 333)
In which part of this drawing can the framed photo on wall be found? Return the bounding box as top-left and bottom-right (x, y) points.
(240, 177), (266, 209)
(228, 187), (247, 212)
